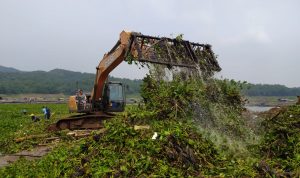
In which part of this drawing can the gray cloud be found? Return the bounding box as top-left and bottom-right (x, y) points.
(0, 0), (299, 87)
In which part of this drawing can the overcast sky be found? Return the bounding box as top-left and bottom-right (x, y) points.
(0, 0), (299, 87)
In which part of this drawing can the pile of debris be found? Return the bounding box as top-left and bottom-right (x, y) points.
(257, 105), (300, 177)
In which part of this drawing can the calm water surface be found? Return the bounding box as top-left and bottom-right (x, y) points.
(246, 106), (274, 112)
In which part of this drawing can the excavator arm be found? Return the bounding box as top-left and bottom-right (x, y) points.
(92, 31), (132, 102)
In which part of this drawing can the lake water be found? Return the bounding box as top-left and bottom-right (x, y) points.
(246, 106), (274, 112)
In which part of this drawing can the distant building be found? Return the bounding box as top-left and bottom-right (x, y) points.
(278, 98), (288, 102)
(278, 98), (294, 102)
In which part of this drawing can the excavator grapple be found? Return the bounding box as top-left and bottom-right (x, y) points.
(48, 31), (221, 131)
(111, 32), (221, 76)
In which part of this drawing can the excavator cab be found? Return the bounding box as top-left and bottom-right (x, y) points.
(103, 82), (126, 112)
(68, 82), (125, 113)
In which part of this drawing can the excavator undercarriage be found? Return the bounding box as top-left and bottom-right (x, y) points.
(48, 31), (221, 131)
(48, 112), (114, 131)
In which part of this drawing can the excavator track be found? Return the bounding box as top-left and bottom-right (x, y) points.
(48, 112), (115, 131)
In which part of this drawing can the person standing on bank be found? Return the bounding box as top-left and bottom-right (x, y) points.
(42, 106), (47, 119)
(45, 106), (51, 119)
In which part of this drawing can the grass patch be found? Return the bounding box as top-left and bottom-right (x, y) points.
(0, 103), (72, 154)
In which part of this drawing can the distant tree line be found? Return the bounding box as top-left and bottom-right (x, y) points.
(0, 69), (142, 95)
(242, 84), (300, 96)
(1, 69), (299, 96)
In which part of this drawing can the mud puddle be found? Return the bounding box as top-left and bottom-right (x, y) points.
(0, 146), (52, 168)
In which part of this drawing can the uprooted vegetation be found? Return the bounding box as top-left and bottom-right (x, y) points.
(255, 106), (300, 177)
(0, 75), (255, 177)
(1, 73), (299, 177)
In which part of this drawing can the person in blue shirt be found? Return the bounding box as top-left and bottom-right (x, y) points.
(45, 107), (51, 119)
(42, 106), (47, 119)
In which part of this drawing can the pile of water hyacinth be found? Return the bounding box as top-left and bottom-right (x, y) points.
(1, 73), (299, 177)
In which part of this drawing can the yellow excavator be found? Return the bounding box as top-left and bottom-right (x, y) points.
(48, 31), (221, 131)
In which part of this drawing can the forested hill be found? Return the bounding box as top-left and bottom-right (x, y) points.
(242, 83), (300, 96)
(0, 66), (299, 96)
(0, 65), (21, 73)
(0, 67), (142, 95)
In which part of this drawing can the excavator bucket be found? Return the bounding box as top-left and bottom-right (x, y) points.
(126, 33), (221, 77)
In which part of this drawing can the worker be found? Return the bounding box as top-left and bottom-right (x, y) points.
(30, 114), (40, 122)
(77, 89), (86, 110)
(79, 89), (86, 100)
(21, 109), (27, 115)
(45, 107), (51, 119)
(297, 96), (300, 105)
(42, 106), (47, 119)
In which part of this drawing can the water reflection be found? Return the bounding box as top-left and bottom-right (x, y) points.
(246, 106), (273, 112)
